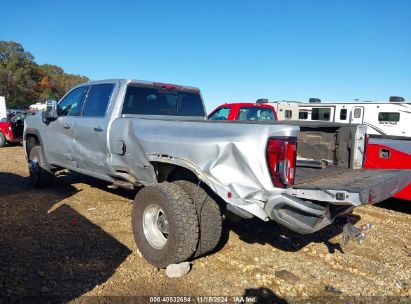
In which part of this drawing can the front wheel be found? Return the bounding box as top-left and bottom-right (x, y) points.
(131, 182), (199, 268)
(28, 146), (55, 188)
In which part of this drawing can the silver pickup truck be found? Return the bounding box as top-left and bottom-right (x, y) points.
(24, 79), (411, 268)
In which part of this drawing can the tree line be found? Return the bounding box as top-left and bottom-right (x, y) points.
(0, 41), (89, 108)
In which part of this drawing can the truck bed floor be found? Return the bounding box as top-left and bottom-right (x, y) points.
(295, 167), (352, 186)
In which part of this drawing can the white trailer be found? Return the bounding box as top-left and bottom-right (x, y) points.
(298, 100), (411, 137)
(256, 99), (300, 120)
(0, 96), (6, 121)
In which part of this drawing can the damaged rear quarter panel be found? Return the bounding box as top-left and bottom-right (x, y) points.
(109, 117), (299, 218)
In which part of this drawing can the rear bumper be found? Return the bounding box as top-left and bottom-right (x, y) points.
(263, 169), (411, 234)
(264, 193), (353, 234)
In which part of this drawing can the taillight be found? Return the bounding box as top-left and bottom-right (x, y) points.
(266, 137), (297, 188)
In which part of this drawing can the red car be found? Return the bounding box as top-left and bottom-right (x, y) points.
(0, 111), (36, 147)
(208, 102), (278, 121)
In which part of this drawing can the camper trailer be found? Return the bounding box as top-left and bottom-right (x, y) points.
(256, 99), (300, 120)
(298, 97), (411, 137)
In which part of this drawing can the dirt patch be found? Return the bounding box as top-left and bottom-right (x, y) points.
(0, 146), (410, 303)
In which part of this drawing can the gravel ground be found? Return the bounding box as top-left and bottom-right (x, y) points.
(0, 145), (410, 303)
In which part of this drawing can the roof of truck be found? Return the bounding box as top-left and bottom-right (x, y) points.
(215, 102), (277, 108)
(76, 79), (200, 92)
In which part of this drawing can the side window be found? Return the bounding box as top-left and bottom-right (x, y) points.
(312, 108), (331, 121)
(122, 86), (205, 116)
(123, 87), (160, 115)
(57, 86), (89, 117)
(353, 108), (362, 118)
(82, 84), (115, 117)
(285, 110), (292, 119)
(208, 107), (230, 120)
(299, 111), (308, 119)
(378, 112), (400, 122)
(340, 109), (347, 120)
(238, 107), (275, 121)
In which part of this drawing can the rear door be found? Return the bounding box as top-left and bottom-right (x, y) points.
(72, 82), (117, 175)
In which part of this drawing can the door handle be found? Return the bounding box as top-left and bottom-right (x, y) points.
(94, 126), (104, 132)
(64, 124), (70, 129)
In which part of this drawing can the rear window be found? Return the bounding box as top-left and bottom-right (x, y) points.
(238, 107), (276, 121)
(122, 86), (205, 116)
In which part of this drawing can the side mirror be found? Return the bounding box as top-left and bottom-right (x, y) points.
(42, 99), (58, 123)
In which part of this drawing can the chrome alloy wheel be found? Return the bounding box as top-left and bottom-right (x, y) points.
(142, 204), (170, 249)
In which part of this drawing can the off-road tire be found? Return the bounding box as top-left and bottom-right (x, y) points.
(0, 132), (6, 148)
(131, 182), (199, 268)
(28, 145), (55, 188)
(175, 180), (223, 258)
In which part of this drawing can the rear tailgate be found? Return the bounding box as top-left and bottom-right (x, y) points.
(292, 169), (411, 205)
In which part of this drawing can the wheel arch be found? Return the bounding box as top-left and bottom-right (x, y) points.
(147, 154), (214, 191)
(24, 130), (53, 172)
(25, 130), (42, 157)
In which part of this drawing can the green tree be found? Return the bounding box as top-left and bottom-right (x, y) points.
(0, 41), (39, 108)
(0, 41), (89, 108)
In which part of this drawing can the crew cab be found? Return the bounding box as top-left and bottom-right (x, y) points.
(23, 79), (411, 268)
(0, 111), (35, 147)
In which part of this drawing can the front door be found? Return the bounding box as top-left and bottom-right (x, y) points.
(72, 83), (116, 176)
(350, 106), (364, 124)
(43, 86), (89, 168)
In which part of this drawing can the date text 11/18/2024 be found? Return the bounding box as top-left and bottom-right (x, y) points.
(149, 296), (257, 303)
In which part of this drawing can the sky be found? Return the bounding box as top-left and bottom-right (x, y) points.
(1, 0), (410, 112)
